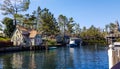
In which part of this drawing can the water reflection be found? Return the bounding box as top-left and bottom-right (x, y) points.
(0, 46), (108, 69)
(12, 53), (23, 68)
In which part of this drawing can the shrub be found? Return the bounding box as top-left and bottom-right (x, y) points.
(47, 39), (57, 46)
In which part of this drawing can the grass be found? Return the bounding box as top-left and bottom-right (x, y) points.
(0, 37), (10, 42)
(0, 37), (12, 48)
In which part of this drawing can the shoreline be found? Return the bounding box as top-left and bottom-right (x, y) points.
(0, 40), (107, 53)
(0, 46), (46, 53)
(0, 43), (64, 53)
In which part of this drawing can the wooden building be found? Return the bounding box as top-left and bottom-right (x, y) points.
(11, 25), (42, 46)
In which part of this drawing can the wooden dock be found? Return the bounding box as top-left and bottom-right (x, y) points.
(0, 46), (46, 53)
(108, 45), (120, 69)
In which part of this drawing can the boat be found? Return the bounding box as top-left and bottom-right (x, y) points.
(110, 42), (120, 50)
(69, 38), (82, 47)
(113, 42), (120, 47)
(49, 47), (57, 50)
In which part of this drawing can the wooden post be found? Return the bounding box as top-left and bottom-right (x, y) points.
(30, 46), (32, 50)
(45, 39), (48, 51)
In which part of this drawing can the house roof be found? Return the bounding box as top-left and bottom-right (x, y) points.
(16, 25), (29, 34)
(29, 30), (37, 38)
(16, 25), (28, 31)
(16, 25), (39, 38)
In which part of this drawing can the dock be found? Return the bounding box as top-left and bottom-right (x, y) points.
(0, 46), (46, 53)
(108, 44), (120, 69)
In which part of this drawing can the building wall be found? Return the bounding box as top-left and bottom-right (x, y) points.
(35, 37), (42, 46)
(30, 38), (35, 46)
(37, 35), (42, 46)
(11, 29), (23, 46)
(11, 29), (42, 46)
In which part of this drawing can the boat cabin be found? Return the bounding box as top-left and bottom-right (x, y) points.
(69, 38), (82, 47)
(112, 42), (120, 50)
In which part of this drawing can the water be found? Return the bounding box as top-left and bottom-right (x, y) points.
(0, 46), (108, 69)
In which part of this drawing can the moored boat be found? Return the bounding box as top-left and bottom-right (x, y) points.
(112, 42), (120, 50)
(69, 38), (82, 47)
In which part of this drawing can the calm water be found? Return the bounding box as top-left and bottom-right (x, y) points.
(0, 46), (108, 69)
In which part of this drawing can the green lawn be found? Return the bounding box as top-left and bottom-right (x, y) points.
(0, 37), (10, 42)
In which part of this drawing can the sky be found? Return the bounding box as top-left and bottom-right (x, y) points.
(1, 0), (120, 28)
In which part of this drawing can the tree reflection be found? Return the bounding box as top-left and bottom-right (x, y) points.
(2, 54), (13, 69)
(0, 46), (108, 69)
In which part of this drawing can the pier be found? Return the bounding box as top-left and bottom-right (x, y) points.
(108, 44), (120, 69)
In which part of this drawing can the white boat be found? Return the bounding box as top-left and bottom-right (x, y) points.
(109, 42), (120, 50)
(69, 38), (82, 47)
(110, 42), (120, 50)
(114, 42), (120, 47)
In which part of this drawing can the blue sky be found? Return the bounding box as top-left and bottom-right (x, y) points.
(1, 0), (120, 28)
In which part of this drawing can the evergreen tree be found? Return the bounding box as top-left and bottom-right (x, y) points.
(0, 0), (30, 26)
(40, 8), (59, 36)
(74, 23), (81, 37)
(58, 15), (75, 36)
(2, 17), (15, 37)
(67, 17), (75, 36)
(0, 24), (2, 31)
(58, 15), (68, 36)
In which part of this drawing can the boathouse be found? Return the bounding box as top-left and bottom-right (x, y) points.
(11, 25), (42, 46)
